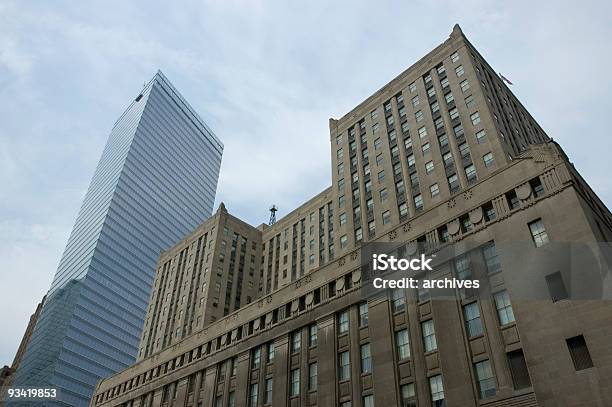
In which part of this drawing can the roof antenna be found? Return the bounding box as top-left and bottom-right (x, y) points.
(269, 205), (278, 225)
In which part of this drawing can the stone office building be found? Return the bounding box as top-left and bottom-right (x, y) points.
(90, 25), (612, 407)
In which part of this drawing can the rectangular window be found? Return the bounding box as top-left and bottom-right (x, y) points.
(377, 170), (385, 183)
(407, 154), (416, 166)
(380, 188), (388, 202)
(465, 164), (477, 182)
(355, 227), (363, 242)
(308, 362), (318, 390)
(465, 94), (475, 108)
(404, 136), (413, 150)
(339, 213), (347, 225)
(455, 65), (465, 76)
(507, 349), (532, 389)
(506, 190), (519, 210)
(449, 107), (459, 120)
(430, 183), (440, 198)
(291, 331), (301, 353)
(267, 342), (275, 363)
(336, 134), (343, 145)
(414, 195), (423, 211)
(455, 254), (471, 279)
(475, 129), (486, 143)
(252, 347), (261, 369)
(391, 288), (406, 312)
(474, 360), (496, 398)
(382, 210), (391, 225)
(412, 95), (420, 107)
(360, 343), (372, 374)
(422, 142), (430, 155)
(374, 137), (382, 150)
(418, 126), (427, 139)
(546, 271), (568, 302)
(337, 148), (344, 159)
(441, 77), (450, 88)
(368, 220), (375, 235)
(399, 202), (409, 217)
(371, 109), (378, 120)
(425, 161), (434, 173)
(460, 79), (470, 92)
(249, 383), (258, 407)
(290, 369), (300, 396)
(308, 324), (317, 347)
(483, 152), (494, 168)
(338, 351), (350, 380)
(448, 174), (459, 191)
(463, 302), (483, 338)
(443, 152), (453, 166)
(421, 320), (437, 352)
(565, 335), (593, 371)
(494, 290), (515, 325)
(445, 92), (454, 104)
(260, 380), (271, 404)
(338, 310), (349, 334)
(395, 329), (410, 359)
(372, 123), (380, 133)
(528, 219), (549, 247)
(409, 82), (417, 92)
(482, 242), (501, 274)
(451, 51), (460, 62)
(470, 111), (481, 125)
(401, 383), (416, 407)
(363, 395), (374, 407)
(376, 153), (384, 166)
(340, 235), (348, 248)
(359, 302), (369, 327)
(429, 375), (445, 406)
(415, 110), (424, 122)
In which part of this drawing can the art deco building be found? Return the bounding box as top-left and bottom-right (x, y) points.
(11, 71), (223, 406)
(90, 26), (612, 407)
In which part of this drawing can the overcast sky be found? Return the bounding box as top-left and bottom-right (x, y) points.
(1, 0), (611, 364)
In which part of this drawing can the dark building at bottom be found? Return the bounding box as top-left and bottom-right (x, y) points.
(90, 26), (612, 407)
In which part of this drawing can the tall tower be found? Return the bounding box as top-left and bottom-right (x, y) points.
(12, 71), (223, 406)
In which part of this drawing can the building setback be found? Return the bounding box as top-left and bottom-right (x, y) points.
(91, 26), (612, 407)
(12, 71), (223, 406)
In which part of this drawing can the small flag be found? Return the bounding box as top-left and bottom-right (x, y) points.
(499, 73), (513, 85)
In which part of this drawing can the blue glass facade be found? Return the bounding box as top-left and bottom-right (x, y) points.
(11, 71), (223, 406)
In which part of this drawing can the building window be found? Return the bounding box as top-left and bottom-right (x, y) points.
(259, 379), (271, 404)
(507, 349), (532, 389)
(421, 320), (437, 352)
(308, 324), (318, 347)
(308, 362), (318, 391)
(455, 65), (465, 77)
(249, 383), (258, 407)
(371, 109), (378, 120)
(404, 136), (413, 150)
(360, 343), (372, 374)
(409, 82), (417, 92)
(465, 94), (475, 108)
(337, 148), (344, 160)
(387, 116), (394, 126)
(399, 202), (409, 217)
(252, 347), (261, 369)
(415, 110), (424, 122)
(441, 77), (450, 88)
(228, 391), (236, 407)
(395, 329), (411, 359)
(368, 220), (375, 235)
(396, 180), (405, 196)
(382, 210), (391, 225)
(363, 395), (374, 407)
(463, 302), (483, 338)
(338, 310), (349, 335)
(380, 188), (388, 202)
(267, 342), (275, 363)
(442, 152), (453, 167)
(528, 219), (549, 247)
(474, 360), (496, 398)
(451, 51), (460, 62)
(407, 154), (416, 167)
(506, 190), (519, 210)
(378, 170), (385, 183)
(338, 351), (350, 381)
(431, 100), (440, 113)
(470, 112), (481, 125)
(336, 134), (343, 145)
(339, 213), (347, 225)
(429, 375), (445, 407)
(372, 123), (380, 134)
(391, 288), (406, 312)
(475, 129), (486, 143)
(374, 137), (382, 150)
(376, 153), (384, 166)
(545, 271), (569, 302)
(291, 331), (301, 353)
(460, 79), (470, 92)
(530, 177), (545, 198)
(355, 227), (363, 242)
(414, 195), (423, 211)
(401, 383), (416, 407)
(339, 195), (345, 207)
(483, 202), (496, 221)
(412, 95), (420, 107)
(445, 92), (454, 104)
(430, 183), (440, 198)
(425, 161), (434, 174)
(340, 235), (348, 248)
(483, 152), (494, 168)
(455, 254), (471, 279)
(465, 164), (477, 183)
(449, 107), (459, 120)
(290, 369), (300, 396)
(448, 174), (459, 191)
(494, 290), (515, 325)
(482, 242), (501, 274)
(422, 142), (430, 155)
(359, 303), (369, 327)
(418, 126), (427, 139)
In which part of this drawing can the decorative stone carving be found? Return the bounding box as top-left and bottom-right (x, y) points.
(339, 257), (346, 266)
(403, 223), (412, 233)
(448, 199), (456, 209)
(463, 190), (473, 200)
(266, 296), (273, 303)
(389, 230), (398, 240)
(305, 292), (314, 305)
(351, 251), (359, 261)
(448, 219), (460, 235)
(516, 184), (532, 200)
(336, 277), (345, 290)
(469, 207), (483, 224)
(253, 318), (260, 330)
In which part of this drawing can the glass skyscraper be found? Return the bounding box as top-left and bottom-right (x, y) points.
(11, 71), (223, 406)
